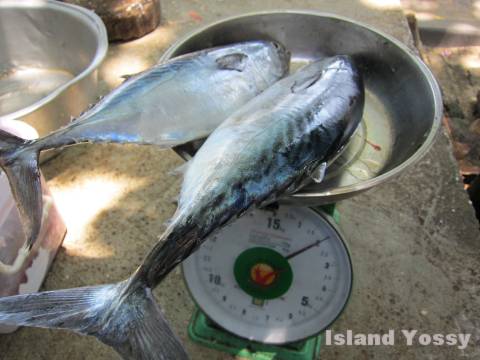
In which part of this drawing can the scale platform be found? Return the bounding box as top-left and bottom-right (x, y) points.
(183, 205), (350, 360)
(188, 308), (322, 360)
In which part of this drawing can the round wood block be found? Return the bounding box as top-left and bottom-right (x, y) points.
(64, 0), (161, 41)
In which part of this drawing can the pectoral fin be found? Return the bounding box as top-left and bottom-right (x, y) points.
(168, 161), (191, 177)
(310, 162), (327, 183)
(120, 70), (146, 82)
(278, 161), (328, 200)
(216, 53), (248, 72)
(291, 73), (323, 93)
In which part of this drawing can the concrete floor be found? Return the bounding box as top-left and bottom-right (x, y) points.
(0, 0), (479, 359)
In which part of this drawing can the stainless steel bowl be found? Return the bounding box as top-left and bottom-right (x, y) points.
(161, 11), (442, 205)
(0, 0), (108, 138)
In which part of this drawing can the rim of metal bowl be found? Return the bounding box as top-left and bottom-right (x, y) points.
(0, 0), (108, 121)
(161, 10), (443, 200)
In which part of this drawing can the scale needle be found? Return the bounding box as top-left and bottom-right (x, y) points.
(285, 236), (330, 260)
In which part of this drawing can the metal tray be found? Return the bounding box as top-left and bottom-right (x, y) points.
(161, 11), (442, 205)
(0, 0), (108, 141)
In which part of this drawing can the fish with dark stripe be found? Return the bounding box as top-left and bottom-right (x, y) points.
(0, 55), (364, 360)
(0, 41), (289, 273)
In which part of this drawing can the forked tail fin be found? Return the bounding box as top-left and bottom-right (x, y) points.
(0, 129), (42, 274)
(0, 281), (189, 360)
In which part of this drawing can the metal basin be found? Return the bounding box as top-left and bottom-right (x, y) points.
(161, 11), (442, 205)
(0, 0), (108, 139)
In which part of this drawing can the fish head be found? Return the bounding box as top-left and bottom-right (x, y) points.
(290, 55), (361, 94)
(290, 55), (365, 161)
(234, 40), (290, 82)
(208, 40), (289, 89)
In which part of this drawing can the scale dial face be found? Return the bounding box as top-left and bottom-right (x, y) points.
(182, 206), (352, 344)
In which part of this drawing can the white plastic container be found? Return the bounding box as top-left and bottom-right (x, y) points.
(0, 119), (66, 333)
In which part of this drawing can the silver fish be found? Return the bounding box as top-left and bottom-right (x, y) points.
(0, 41), (289, 273)
(0, 55), (364, 359)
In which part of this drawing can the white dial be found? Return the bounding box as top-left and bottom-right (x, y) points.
(182, 206), (352, 344)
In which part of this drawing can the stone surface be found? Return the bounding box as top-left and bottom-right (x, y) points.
(423, 45), (480, 176)
(0, 1), (478, 360)
(403, 0), (480, 176)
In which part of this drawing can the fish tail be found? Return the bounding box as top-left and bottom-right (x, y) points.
(0, 280), (189, 360)
(0, 130), (42, 274)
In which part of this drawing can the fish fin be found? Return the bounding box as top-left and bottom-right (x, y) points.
(0, 282), (189, 360)
(163, 218), (175, 227)
(290, 73), (323, 93)
(257, 195), (279, 209)
(0, 130), (42, 273)
(276, 162), (328, 201)
(0, 284), (118, 331)
(310, 162), (327, 183)
(215, 53), (248, 72)
(121, 74), (134, 81)
(167, 161), (190, 177)
(0, 129), (25, 147)
(257, 201), (279, 211)
(120, 71), (145, 82)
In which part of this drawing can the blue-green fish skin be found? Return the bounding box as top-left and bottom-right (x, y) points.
(0, 55), (363, 360)
(35, 40), (289, 150)
(0, 40), (289, 266)
(177, 55), (364, 236)
(135, 55), (364, 288)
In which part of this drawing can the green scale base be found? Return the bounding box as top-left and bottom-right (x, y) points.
(188, 308), (323, 360)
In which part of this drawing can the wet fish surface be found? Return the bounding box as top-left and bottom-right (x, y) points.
(0, 55), (364, 359)
(0, 41), (289, 273)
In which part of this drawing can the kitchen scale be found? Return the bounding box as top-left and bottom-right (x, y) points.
(182, 204), (352, 360)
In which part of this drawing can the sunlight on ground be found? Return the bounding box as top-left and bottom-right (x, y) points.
(401, 0), (438, 12)
(449, 22), (480, 35)
(100, 54), (150, 89)
(460, 53), (480, 69)
(414, 12), (444, 21)
(100, 25), (177, 89)
(360, 0), (401, 10)
(475, 1), (480, 20)
(51, 174), (146, 259)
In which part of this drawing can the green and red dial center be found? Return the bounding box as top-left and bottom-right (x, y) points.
(250, 263), (278, 286)
(234, 247), (293, 300)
